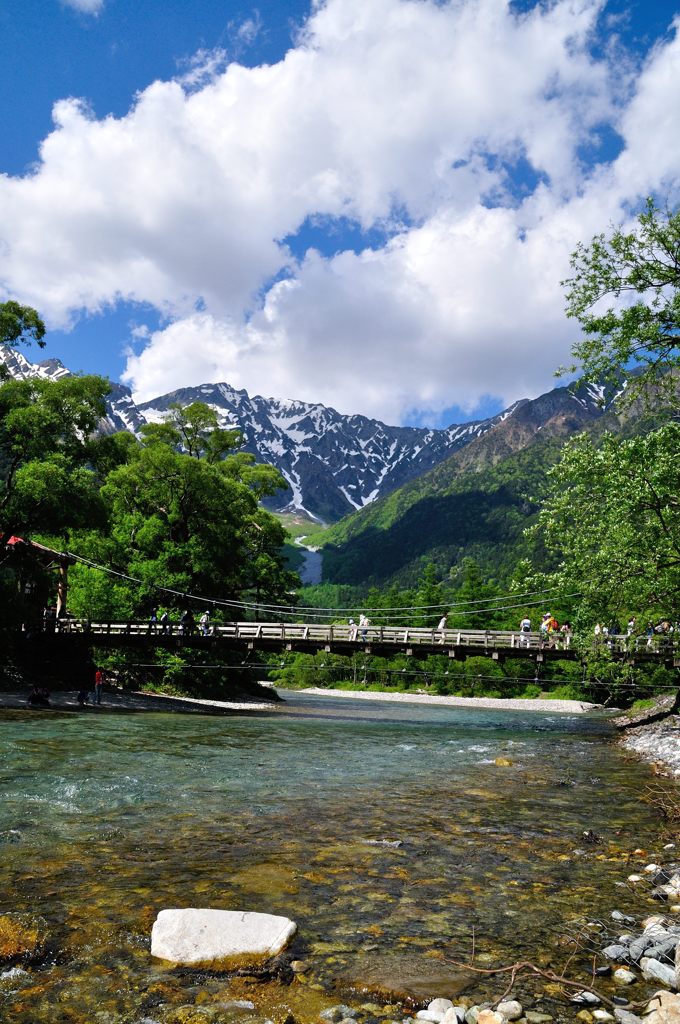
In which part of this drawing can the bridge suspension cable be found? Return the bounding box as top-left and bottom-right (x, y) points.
(65, 550), (581, 620)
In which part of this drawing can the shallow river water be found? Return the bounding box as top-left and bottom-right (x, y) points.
(0, 692), (668, 1024)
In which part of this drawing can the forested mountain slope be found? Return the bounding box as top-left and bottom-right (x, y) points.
(319, 380), (636, 587)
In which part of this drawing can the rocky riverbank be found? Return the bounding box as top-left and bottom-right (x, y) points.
(619, 715), (680, 776)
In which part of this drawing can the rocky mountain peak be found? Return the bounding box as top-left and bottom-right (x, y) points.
(0, 344), (620, 524)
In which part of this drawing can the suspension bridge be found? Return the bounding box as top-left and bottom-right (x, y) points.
(31, 619), (680, 666)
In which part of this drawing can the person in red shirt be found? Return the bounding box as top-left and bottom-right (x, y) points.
(93, 668), (104, 705)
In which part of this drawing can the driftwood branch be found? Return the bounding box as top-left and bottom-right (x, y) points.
(441, 957), (618, 1009)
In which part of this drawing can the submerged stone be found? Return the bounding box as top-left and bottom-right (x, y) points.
(0, 914), (47, 964)
(150, 909), (297, 967)
(339, 955), (474, 1003)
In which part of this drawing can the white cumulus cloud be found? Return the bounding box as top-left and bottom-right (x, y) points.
(3, 0), (680, 422)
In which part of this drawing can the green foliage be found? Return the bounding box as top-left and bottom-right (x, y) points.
(531, 423), (680, 621)
(547, 682), (589, 701)
(0, 301), (46, 351)
(563, 198), (680, 405)
(320, 439), (556, 588)
(140, 401), (244, 464)
(0, 374), (110, 538)
(73, 425), (298, 615)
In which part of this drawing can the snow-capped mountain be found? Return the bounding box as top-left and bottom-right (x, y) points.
(137, 383), (527, 521)
(0, 345), (148, 435)
(0, 344), (620, 522)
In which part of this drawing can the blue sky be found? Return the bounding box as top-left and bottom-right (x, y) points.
(1, 0), (679, 426)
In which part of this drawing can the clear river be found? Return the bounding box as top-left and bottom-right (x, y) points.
(0, 691), (666, 1024)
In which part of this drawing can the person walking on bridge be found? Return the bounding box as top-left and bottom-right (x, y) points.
(519, 615), (531, 647)
(437, 613), (448, 642)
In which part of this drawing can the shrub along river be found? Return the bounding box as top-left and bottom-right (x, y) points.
(0, 691), (670, 1024)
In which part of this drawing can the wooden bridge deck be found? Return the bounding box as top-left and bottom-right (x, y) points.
(38, 620), (680, 665)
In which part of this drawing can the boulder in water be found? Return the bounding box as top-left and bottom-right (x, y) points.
(150, 908), (296, 967)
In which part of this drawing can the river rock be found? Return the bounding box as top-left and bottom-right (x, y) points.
(645, 991), (680, 1024)
(640, 957), (677, 988)
(613, 969), (636, 984)
(150, 909), (297, 966)
(442, 1007), (466, 1024)
(643, 917), (669, 930)
(476, 1010), (503, 1024)
(321, 1007), (358, 1022)
(629, 932), (665, 962)
(592, 1012), (614, 1022)
(604, 944), (630, 961)
(496, 1000), (522, 1020)
(524, 1013), (552, 1023)
(429, 1000), (454, 1017)
(647, 938), (678, 962)
(652, 871), (677, 887)
(571, 992), (601, 1006)
(417, 1013), (443, 1022)
(613, 912), (636, 925)
(613, 1011), (642, 1024)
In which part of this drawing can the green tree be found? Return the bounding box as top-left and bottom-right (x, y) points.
(449, 557), (499, 629)
(531, 424), (680, 622)
(85, 424), (298, 615)
(0, 374), (111, 544)
(0, 300), (46, 352)
(145, 401), (242, 463)
(413, 562), (443, 626)
(563, 198), (680, 403)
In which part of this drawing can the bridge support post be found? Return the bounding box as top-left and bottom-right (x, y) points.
(56, 561), (69, 618)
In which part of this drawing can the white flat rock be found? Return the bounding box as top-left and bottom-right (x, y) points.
(151, 908), (297, 966)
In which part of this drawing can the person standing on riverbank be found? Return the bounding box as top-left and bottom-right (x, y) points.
(93, 668), (103, 705)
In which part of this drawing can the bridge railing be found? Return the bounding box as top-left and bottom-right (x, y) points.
(43, 619), (679, 656)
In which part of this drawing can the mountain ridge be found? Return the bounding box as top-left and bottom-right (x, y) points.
(0, 343), (620, 525)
